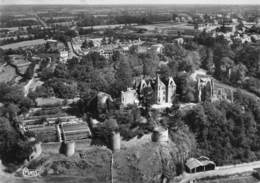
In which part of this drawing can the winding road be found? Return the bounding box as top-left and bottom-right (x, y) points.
(178, 160), (260, 183)
(67, 41), (79, 59)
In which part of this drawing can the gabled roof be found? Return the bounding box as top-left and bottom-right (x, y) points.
(186, 157), (215, 170)
(186, 158), (202, 170)
(159, 76), (176, 87)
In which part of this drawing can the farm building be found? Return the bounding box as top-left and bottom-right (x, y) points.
(185, 156), (215, 173)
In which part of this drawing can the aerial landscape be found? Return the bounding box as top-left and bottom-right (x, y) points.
(0, 0), (260, 183)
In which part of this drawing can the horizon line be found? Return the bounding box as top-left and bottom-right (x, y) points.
(1, 3), (260, 5)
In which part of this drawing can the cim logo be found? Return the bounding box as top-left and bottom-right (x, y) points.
(22, 167), (42, 177)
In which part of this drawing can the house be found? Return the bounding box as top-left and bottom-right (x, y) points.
(46, 39), (58, 51)
(121, 88), (139, 107)
(89, 38), (102, 47)
(120, 75), (176, 108)
(134, 75), (176, 105)
(185, 156), (215, 173)
(116, 45), (130, 55)
(174, 37), (184, 45)
(150, 44), (164, 54)
(98, 45), (115, 59)
(136, 45), (148, 53)
(59, 50), (69, 63)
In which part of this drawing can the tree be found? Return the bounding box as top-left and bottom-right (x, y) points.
(24, 63), (35, 79)
(164, 43), (186, 59)
(0, 117), (32, 164)
(183, 100), (259, 165)
(88, 70), (110, 92)
(39, 67), (54, 80)
(0, 83), (33, 111)
(45, 79), (78, 99)
(215, 56), (234, 81)
(201, 47), (214, 73)
(84, 52), (107, 69)
(88, 40), (94, 48)
(167, 58), (179, 77)
(180, 51), (201, 73)
(112, 50), (121, 62)
(114, 57), (133, 96)
(140, 52), (159, 77)
(140, 87), (155, 113)
(129, 45), (138, 54)
(175, 73), (196, 102)
(158, 64), (171, 80)
(105, 118), (119, 132)
(184, 40), (199, 51)
(230, 63), (248, 84)
(235, 45), (260, 78)
(54, 63), (70, 79)
(67, 57), (80, 69)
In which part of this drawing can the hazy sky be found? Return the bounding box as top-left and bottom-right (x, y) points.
(1, 0), (260, 5)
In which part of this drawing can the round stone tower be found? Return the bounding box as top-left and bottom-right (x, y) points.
(111, 131), (121, 152)
(59, 141), (75, 157)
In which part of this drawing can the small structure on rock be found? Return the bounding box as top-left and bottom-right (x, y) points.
(151, 126), (169, 143)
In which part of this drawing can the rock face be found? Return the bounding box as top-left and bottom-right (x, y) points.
(113, 142), (163, 183)
(0, 160), (5, 172)
(22, 128), (194, 183)
(28, 146), (112, 183)
(97, 92), (113, 112)
(29, 142), (42, 161)
(24, 141), (175, 183)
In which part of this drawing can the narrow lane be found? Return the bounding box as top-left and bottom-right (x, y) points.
(178, 161), (260, 183)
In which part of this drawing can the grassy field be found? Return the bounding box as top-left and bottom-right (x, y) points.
(0, 39), (47, 50)
(135, 23), (194, 31)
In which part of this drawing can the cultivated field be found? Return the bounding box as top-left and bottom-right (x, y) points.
(0, 64), (17, 83)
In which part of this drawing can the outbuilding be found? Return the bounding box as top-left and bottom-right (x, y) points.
(185, 156), (215, 173)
